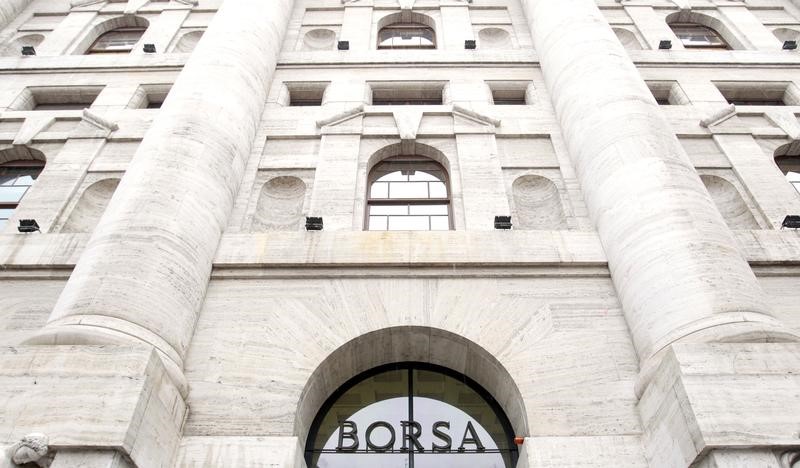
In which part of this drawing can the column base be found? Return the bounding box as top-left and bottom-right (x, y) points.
(634, 317), (799, 398)
(639, 343), (800, 467)
(0, 345), (186, 468)
(23, 316), (189, 397)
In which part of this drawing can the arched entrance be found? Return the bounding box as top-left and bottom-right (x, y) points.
(305, 362), (518, 468)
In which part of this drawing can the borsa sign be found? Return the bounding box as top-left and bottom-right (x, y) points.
(336, 420), (486, 453)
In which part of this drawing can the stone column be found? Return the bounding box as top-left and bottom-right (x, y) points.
(26, 0), (295, 393)
(521, 0), (797, 394)
(0, 0), (31, 31)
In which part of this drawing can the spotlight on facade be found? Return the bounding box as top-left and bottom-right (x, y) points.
(143, 43), (156, 53)
(21, 46), (36, 56)
(337, 40), (349, 50)
(465, 40), (477, 50)
(782, 215), (800, 229)
(658, 40), (672, 50)
(783, 40), (798, 50)
(306, 216), (324, 231)
(18, 219), (40, 233)
(494, 216), (512, 230)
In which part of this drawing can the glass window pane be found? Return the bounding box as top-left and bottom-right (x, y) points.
(412, 369), (511, 467)
(368, 216), (388, 231)
(409, 204), (448, 216)
(370, 205), (409, 216)
(408, 170), (439, 182)
(786, 171), (800, 182)
(390, 182), (428, 199)
(370, 182), (389, 199)
(91, 28), (145, 53)
(310, 369), (409, 467)
(0, 186), (27, 203)
(375, 170), (407, 182)
(430, 216), (450, 230)
(0, 208), (13, 219)
(13, 175), (34, 186)
(0, 219), (6, 230)
(0, 174), (17, 186)
(428, 182), (447, 198)
(388, 215), (429, 230)
(378, 24), (435, 49)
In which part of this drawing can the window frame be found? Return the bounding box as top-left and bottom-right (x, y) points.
(377, 22), (437, 50)
(670, 22), (730, 50)
(304, 362), (519, 468)
(87, 27), (147, 54)
(365, 155), (452, 231)
(0, 160), (45, 229)
(775, 154), (800, 194)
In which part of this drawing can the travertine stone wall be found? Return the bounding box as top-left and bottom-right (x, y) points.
(26, 0), (295, 391)
(522, 0), (797, 392)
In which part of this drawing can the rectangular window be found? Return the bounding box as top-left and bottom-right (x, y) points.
(286, 82), (329, 106)
(128, 83), (172, 109)
(646, 81), (689, 105)
(369, 81), (445, 105)
(487, 81), (531, 105)
(10, 86), (104, 111)
(714, 81), (800, 106)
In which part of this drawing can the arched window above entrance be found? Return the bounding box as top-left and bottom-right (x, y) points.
(305, 362), (518, 468)
(366, 156), (451, 231)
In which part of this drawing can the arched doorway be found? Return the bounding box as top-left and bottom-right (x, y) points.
(305, 362), (519, 468)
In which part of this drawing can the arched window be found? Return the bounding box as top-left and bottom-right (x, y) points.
(88, 27), (146, 54)
(367, 156), (450, 231)
(378, 22), (435, 49)
(0, 160), (44, 229)
(305, 363), (519, 468)
(775, 154), (800, 194)
(669, 23), (729, 49)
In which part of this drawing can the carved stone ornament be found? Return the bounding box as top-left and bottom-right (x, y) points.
(1, 434), (53, 468)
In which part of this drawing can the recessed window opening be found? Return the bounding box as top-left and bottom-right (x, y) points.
(378, 22), (435, 49)
(647, 81), (690, 105)
(715, 82), (800, 106)
(670, 23), (729, 49)
(488, 81), (530, 105)
(775, 147), (800, 194)
(89, 27), (146, 54)
(11, 86), (104, 111)
(370, 82), (444, 105)
(287, 82), (328, 106)
(367, 156), (451, 231)
(305, 362), (518, 468)
(0, 160), (44, 230)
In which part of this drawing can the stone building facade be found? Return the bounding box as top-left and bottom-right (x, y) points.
(1, 0), (800, 466)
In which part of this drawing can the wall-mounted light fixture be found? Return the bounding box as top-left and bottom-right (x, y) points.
(494, 216), (512, 230)
(306, 217), (324, 231)
(18, 219), (40, 233)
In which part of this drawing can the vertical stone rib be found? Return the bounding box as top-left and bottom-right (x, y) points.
(522, 0), (797, 393)
(0, 0), (32, 31)
(27, 0), (295, 392)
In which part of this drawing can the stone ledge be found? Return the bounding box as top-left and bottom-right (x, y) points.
(2, 230), (800, 268)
